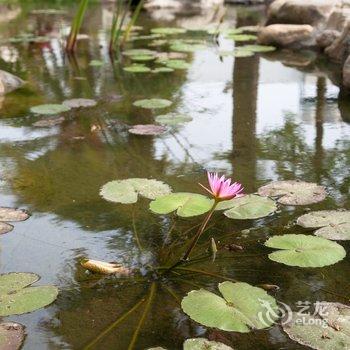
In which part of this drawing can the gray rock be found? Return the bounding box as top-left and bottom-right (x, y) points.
(316, 29), (340, 49)
(266, 0), (341, 27)
(343, 55), (350, 89)
(258, 24), (315, 48)
(325, 22), (350, 62)
(0, 70), (25, 95)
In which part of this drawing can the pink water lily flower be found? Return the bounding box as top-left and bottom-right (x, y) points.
(200, 172), (244, 201)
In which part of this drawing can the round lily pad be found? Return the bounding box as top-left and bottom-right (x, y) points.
(0, 322), (25, 350)
(133, 98), (172, 109)
(240, 45), (276, 52)
(130, 55), (156, 62)
(148, 39), (168, 47)
(0, 207), (30, 222)
(155, 113), (192, 125)
(62, 98), (97, 108)
(184, 338), (234, 350)
(258, 180), (327, 205)
(30, 104), (70, 115)
(122, 49), (156, 57)
(0, 222), (14, 235)
(181, 282), (278, 332)
(151, 27), (187, 35)
(129, 124), (167, 135)
(216, 194), (277, 220)
(170, 42), (206, 53)
(234, 50), (255, 57)
(152, 67), (174, 73)
(123, 65), (152, 73)
(89, 60), (104, 67)
(0, 273), (58, 316)
(150, 192), (214, 217)
(100, 178), (172, 204)
(225, 34), (257, 41)
(297, 210), (350, 240)
(164, 59), (190, 70)
(265, 234), (346, 267)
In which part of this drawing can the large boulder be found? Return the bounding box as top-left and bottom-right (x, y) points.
(258, 24), (315, 48)
(316, 29), (340, 49)
(0, 70), (24, 95)
(266, 0), (341, 27)
(343, 55), (350, 89)
(325, 23), (350, 62)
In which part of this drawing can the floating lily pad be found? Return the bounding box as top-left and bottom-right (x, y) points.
(283, 305), (350, 350)
(81, 259), (131, 275)
(297, 210), (350, 240)
(129, 124), (167, 135)
(0, 322), (25, 350)
(152, 67), (174, 73)
(62, 98), (97, 108)
(129, 33), (162, 41)
(155, 113), (192, 125)
(241, 45), (276, 52)
(157, 52), (188, 60)
(184, 338), (234, 350)
(100, 178), (172, 204)
(0, 207), (30, 222)
(151, 27), (187, 35)
(170, 42), (206, 53)
(258, 180), (327, 205)
(219, 50), (254, 58)
(148, 39), (168, 47)
(265, 234), (346, 267)
(33, 117), (65, 127)
(226, 34), (257, 41)
(216, 194), (277, 219)
(164, 59), (190, 70)
(123, 65), (152, 73)
(122, 49), (156, 57)
(89, 60), (104, 67)
(150, 193), (214, 217)
(30, 104), (70, 115)
(133, 98), (172, 109)
(0, 222), (14, 235)
(181, 282), (278, 332)
(130, 55), (156, 62)
(0, 273), (58, 316)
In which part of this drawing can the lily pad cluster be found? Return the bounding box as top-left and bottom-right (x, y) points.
(133, 98), (172, 109)
(0, 207), (30, 235)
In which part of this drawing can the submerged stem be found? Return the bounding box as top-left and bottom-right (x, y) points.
(132, 204), (143, 251)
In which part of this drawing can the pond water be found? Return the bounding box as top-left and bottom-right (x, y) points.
(0, 1), (350, 349)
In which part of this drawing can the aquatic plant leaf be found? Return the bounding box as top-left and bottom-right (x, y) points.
(225, 34), (257, 41)
(0, 222), (14, 235)
(30, 104), (70, 115)
(297, 210), (350, 240)
(265, 234), (346, 267)
(283, 306), (350, 350)
(170, 42), (205, 53)
(133, 99), (172, 109)
(33, 117), (65, 127)
(89, 60), (104, 67)
(100, 178), (172, 204)
(156, 52), (188, 60)
(0, 322), (25, 350)
(122, 49), (156, 57)
(241, 45), (276, 52)
(152, 67), (174, 73)
(0, 273), (58, 317)
(80, 259), (131, 275)
(0, 207), (29, 222)
(129, 124), (167, 135)
(217, 194), (277, 219)
(258, 180), (327, 205)
(130, 55), (156, 62)
(148, 40), (168, 47)
(164, 59), (190, 70)
(155, 113), (192, 125)
(219, 50), (254, 58)
(181, 282), (278, 332)
(62, 98), (97, 108)
(129, 33), (162, 41)
(123, 65), (152, 73)
(184, 338), (234, 350)
(151, 27), (187, 35)
(150, 193), (213, 217)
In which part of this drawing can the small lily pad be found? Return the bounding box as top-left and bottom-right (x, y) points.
(0, 322), (25, 350)
(170, 42), (206, 53)
(129, 124), (167, 135)
(30, 104), (70, 115)
(62, 98), (97, 108)
(130, 55), (156, 62)
(225, 34), (257, 41)
(0, 273), (58, 316)
(217, 194), (277, 219)
(122, 49), (156, 57)
(265, 234), (346, 267)
(155, 113), (192, 125)
(181, 282), (278, 332)
(297, 210), (350, 240)
(89, 60), (104, 67)
(164, 59), (190, 70)
(81, 259), (131, 275)
(184, 338), (234, 350)
(148, 40), (168, 47)
(100, 178), (172, 204)
(152, 67), (174, 73)
(258, 180), (327, 205)
(0, 207), (30, 222)
(241, 45), (276, 52)
(151, 27), (187, 35)
(133, 98), (172, 109)
(234, 50), (255, 57)
(123, 65), (152, 73)
(0, 222), (14, 235)
(150, 192), (214, 217)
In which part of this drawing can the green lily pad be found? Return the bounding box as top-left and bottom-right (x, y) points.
(148, 40), (168, 47)
(129, 33), (162, 41)
(0, 222), (14, 235)
(0, 322), (25, 350)
(152, 67), (174, 73)
(164, 59), (190, 70)
(0, 273), (58, 316)
(297, 210), (350, 240)
(241, 45), (276, 52)
(89, 60), (104, 67)
(219, 50), (254, 58)
(30, 104), (70, 115)
(181, 281), (278, 332)
(184, 338), (234, 350)
(226, 34), (257, 41)
(133, 98), (172, 109)
(129, 124), (167, 135)
(155, 113), (192, 125)
(123, 65), (152, 73)
(170, 42), (206, 53)
(100, 178), (172, 204)
(151, 27), (187, 35)
(265, 234), (346, 267)
(130, 55), (156, 62)
(0, 207), (30, 222)
(150, 192), (214, 217)
(258, 180), (327, 205)
(122, 49), (156, 57)
(217, 194), (277, 219)
(62, 98), (97, 108)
